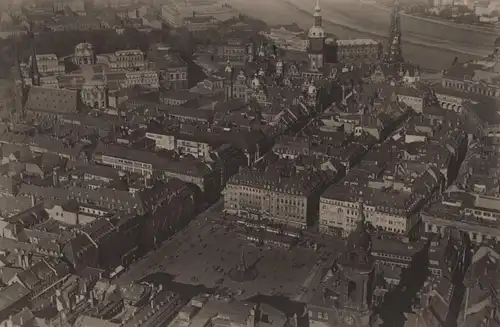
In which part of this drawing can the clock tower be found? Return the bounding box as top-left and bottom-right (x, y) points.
(336, 198), (376, 327)
(308, 0), (325, 71)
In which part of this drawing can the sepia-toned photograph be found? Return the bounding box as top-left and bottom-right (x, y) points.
(0, 0), (496, 325)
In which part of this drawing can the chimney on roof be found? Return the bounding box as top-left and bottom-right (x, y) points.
(31, 194), (36, 207)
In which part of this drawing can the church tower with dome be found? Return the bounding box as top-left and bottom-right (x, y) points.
(308, 0), (325, 71)
(335, 197), (377, 327)
(385, 0), (403, 63)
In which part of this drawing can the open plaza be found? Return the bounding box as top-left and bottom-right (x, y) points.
(116, 210), (327, 301)
(158, 221), (321, 299)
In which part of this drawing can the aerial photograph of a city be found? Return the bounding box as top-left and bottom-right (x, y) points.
(0, 0), (497, 325)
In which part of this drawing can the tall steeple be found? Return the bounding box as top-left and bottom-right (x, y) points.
(12, 41), (25, 120)
(308, 0), (325, 71)
(12, 41), (22, 84)
(385, 0), (403, 63)
(336, 193), (375, 321)
(313, 0), (322, 27)
(27, 22), (40, 87)
(356, 195), (365, 226)
(344, 194), (372, 267)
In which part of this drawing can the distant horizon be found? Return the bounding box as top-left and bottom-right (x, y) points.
(227, 0), (492, 69)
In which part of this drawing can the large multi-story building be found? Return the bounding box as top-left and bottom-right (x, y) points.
(422, 191), (500, 244)
(161, 0), (234, 28)
(319, 185), (422, 236)
(261, 24), (309, 52)
(92, 143), (218, 200)
(148, 46), (189, 90)
(224, 164), (335, 228)
(98, 49), (146, 71)
(441, 39), (500, 98)
(184, 16), (219, 32)
(319, 166), (444, 237)
(146, 127), (217, 159)
(213, 32), (256, 66)
(336, 39), (382, 63)
(160, 54), (188, 90)
(28, 54), (65, 75)
(123, 71), (159, 89)
(93, 143), (162, 176)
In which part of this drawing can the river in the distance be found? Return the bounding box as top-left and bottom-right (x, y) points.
(227, 0), (495, 70)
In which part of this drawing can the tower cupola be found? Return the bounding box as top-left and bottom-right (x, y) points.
(308, 0), (325, 70)
(308, 0), (325, 39)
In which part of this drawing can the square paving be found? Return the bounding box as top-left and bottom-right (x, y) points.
(160, 222), (320, 299)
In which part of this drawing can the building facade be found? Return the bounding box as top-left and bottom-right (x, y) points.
(224, 167), (333, 229)
(319, 186), (421, 237)
(336, 39), (382, 63)
(73, 42), (96, 66)
(81, 80), (108, 109)
(30, 54), (65, 75)
(124, 71), (160, 89)
(99, 50), (146, 71)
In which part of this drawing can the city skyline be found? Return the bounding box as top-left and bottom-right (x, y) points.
(0, 0), (497, 327)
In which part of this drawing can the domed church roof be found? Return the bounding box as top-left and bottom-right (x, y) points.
(308, 0), (325, 38)
(308, 26), (325, 38)
(75, 42), (93, 51)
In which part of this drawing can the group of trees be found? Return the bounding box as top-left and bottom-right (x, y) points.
(0, 27), (174, 79)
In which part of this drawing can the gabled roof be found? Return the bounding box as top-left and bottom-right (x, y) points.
(25, 86), (79, 114)
(0, 282), (30, 312)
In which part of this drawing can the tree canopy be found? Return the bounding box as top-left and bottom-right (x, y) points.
(0, 27), (171, 79)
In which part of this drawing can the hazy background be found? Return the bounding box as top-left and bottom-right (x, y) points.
(227, 0), (497, 69)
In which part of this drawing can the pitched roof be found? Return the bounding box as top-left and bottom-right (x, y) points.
(0, 282), (30, 312)
(24, 86), (79, 114)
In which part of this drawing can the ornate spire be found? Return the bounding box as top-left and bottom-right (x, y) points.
(343, 192), (372, 267)
(314, 0), (321, 15)
(385, 0), (403, 63)
(12, 41), (22, 82)
(356, 194), (365, 226)
(28, 21), (40, 86)
(12, 40), (25, 121)
(313, 0), (322, 25)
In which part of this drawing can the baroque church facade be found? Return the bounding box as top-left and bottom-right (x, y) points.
(307, 197), (383, 327)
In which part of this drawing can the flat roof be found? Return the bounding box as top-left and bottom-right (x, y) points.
(336, 39), (380, 46)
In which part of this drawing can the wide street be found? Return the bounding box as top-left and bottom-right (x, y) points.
(116, 200), (335, 302)
(116, 199), (224, 285)
(226, 0), (494, 70)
